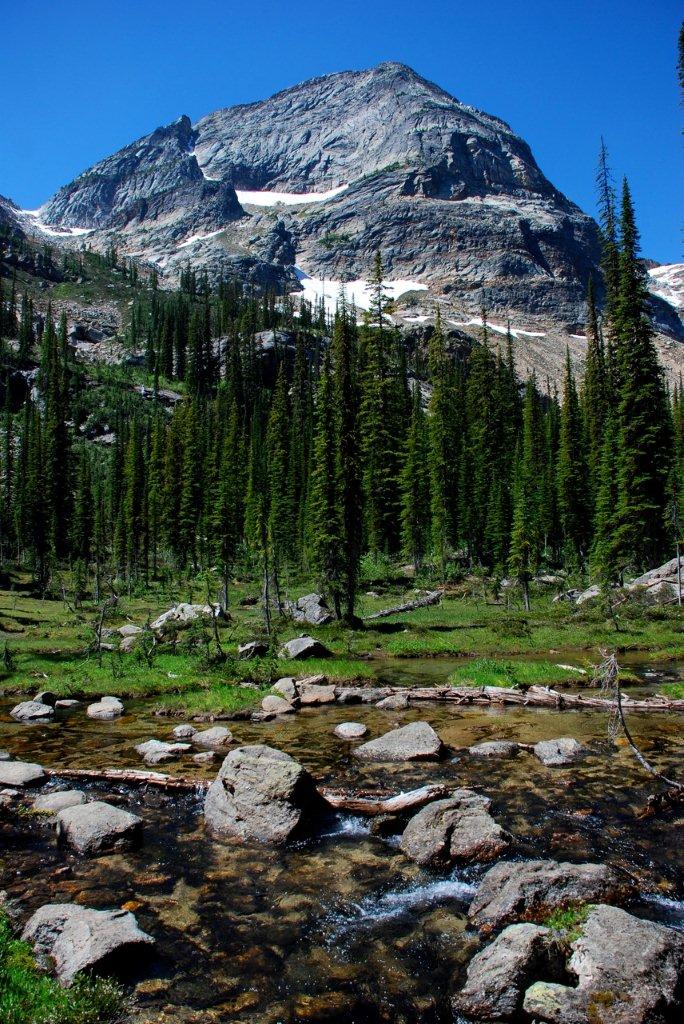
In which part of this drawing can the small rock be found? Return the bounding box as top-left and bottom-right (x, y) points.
(278, 636), (332, 660)
(455, 923), (564, 1021)
(261, 695), (295, 715)
(0, 750), (11, 761)
(172, 724), (197, 739)
(469, 859), (627, 935)
(401, 790), (510, 867)
(22, 903), (154, 984)
(56, 800), (143, 856)
(55, 699), (81, 708)
(118, 624), (143, 637)
(193, 751), (219, 764)
(533, 737), (586, 766)
(119, 636), (137, 653)
(469, 740), (520, 758)
(298, 681), (336, 705)
(193, 726), (233, 749)
(33, 790), (87, 814)
(135, 739), (191, 765)
(204, 744), (320, 843)
(10, 700), (55, 722)
(334, 722), (368, 739)
(354, 721), (443, 762)
(87, 697), (124, 720)
(0, 761), (46, 787)
(376, 693), (409, 710)
(273, 677), (297, 700)
(238, 640), (269, 659)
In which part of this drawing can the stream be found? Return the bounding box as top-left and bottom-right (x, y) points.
(1, 659), (683, 1023)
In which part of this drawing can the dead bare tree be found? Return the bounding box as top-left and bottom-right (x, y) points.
(593, 649), (681, 790)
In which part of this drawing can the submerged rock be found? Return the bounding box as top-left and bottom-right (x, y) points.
(401, 790), (510, 867)
(87, 696), (124, 720)
(10, 700), (55, 722)
(0, 760), (46, 787)
(468, 740), (520, 758)
(22, 903), (154, 984)
(56, 800), (142, 855)
(0, 750), (10, 761)
(334, 722), (368, 739)
(172, 723), (197, 739)
(278, 636), (332, 660)
(469, 859), (626, 935)
(354, 721), (443, 762)
(523, 905), (684, 1024)
(204, 743), (319, 843)
(455, 923), (564, 1021)
(33, 790), (86, 814)
(376, 693), (410, 710)
(533, 737), (586, 766)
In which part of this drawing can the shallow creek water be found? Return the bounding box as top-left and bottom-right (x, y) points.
(1, 664), (683, 1023)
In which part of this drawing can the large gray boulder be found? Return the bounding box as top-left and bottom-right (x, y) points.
(10, 700), (55, 722)
(86, 696), (124, 720)
(204, 744), (319, 843)
(354, 721), (443, 762)
(278, 636), (332, 660)
(150, 602), (220, 636)
(0, 761), (46, 787)
(401, 790), (510, 867)
(33, 790), (87, 814)
(523, 905), (684, 1024)
(261, 695), (296, 715)
(298, 680), (336, 705)
(284, 593), (334, 626)
(56, 800), (142, 855)
(22, 903), (154, 984)
(533, 737), (586, 766)
(469, 860), (626, 935)
(455, 923), (564, 1021)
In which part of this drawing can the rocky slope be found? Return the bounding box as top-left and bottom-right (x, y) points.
(6, 62), (684, 382)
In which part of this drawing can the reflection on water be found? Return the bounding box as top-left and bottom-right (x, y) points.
(0, 665), (683, 1023)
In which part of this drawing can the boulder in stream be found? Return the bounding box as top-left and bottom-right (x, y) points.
(354, 721), (443, 762)
(401, 790), (510, 867)
(261, 695), (296, 715)
(334, 722), (368, 739)
(135, 739), (191, 765)
(469, 740), (520, 758)
(533, 737), (586, 766)
(523, 904), (684, 1024)
(33, 790), (87, 814)
(10, 700), (54, 722)
(204, 743), (319, 843)
(455, 923), (564, 1021)
(469, 859), (627, 935)
(192, 725), (233, 749)
(0, 760), (46, 787)
(376, 693), (410, 710)
(22, 903), (154, 984)
(172, 723), (197, 739)
(56, 800), (142, 855)
(86, 696), (124, 720)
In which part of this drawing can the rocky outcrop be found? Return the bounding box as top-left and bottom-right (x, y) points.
(468, 860), (626, 935)
(204, 744), (319, 843)
(354, 721), (443, 762)
(56, 800), (142, 855)
(22, 903), (154, 984)
(455, 923), (564, 1021)
(400, 790), (510, 867)
(523, 905), (684, 1024)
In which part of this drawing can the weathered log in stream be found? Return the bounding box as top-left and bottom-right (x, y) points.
(319, 783), (449, 816)
(385, 684), (684, 712)
(363, 590), (444, 620)
(44, 767), (207, 791)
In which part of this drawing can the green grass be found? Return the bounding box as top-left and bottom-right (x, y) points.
(446, 658), (592, 689)
(0, 911), (130, 1024)
(543, 903), (590, 942)
(661, 682), (684, 699)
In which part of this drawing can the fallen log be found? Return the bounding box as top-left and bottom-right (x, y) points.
(44, 767), (207, 791)
(319, 783), (449, 816)
(397, 684), (684, 712)
(364, 590), (444, 620)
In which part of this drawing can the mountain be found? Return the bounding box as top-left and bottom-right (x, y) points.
(7, 61), (684, 381)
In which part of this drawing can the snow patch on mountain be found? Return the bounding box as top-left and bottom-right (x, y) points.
(450, 316), (546, 339)
(648, 264), (684, 314)
(294, 267), (427, 315)
(20, 209), (93, 238)
(236, 185), (349, 207)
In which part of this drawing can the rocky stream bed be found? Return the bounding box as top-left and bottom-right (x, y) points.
(0, 664), (683, 1024)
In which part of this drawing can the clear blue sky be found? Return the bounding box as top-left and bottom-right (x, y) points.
(4, 0), (682, 262)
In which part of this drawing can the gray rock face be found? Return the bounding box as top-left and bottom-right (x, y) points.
(523, 905), (684, 1024)
(33, 790), (87, 814)
(10, 700), (55, 722)
(56, 800), (142, 855)
(401, 790), (510, 867)
(469, 740), (520, 758)
(204, 744), (318, 843)
(192, 726), (233, 749)
(533, 737), (586, 766)
(278, 636), (332, 660)
(469, 859), (625, 935)
(334, 722), (368, 739)
(135, 739), (191, 765)
(22, 903), (154, 984)
(0, 761), (46, 787)
(354, 721), (443, 762)
(37, 62), (601, 337)
(455, 923), (564, 1021)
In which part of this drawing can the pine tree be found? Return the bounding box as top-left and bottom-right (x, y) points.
(581, 276), (608, 509)
(508, 378), (544, 609)
(267, 364), (294, 579)
(400, 385), (431, 566)
(427, 311), (458, 569)
(557, 350), (590, 564)
(309, 352), (345, 615)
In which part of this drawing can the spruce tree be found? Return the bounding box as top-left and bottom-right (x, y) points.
(309, 352), (345, 615)
(400, 384), (431, 567)
(557, 350), (590, 565)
